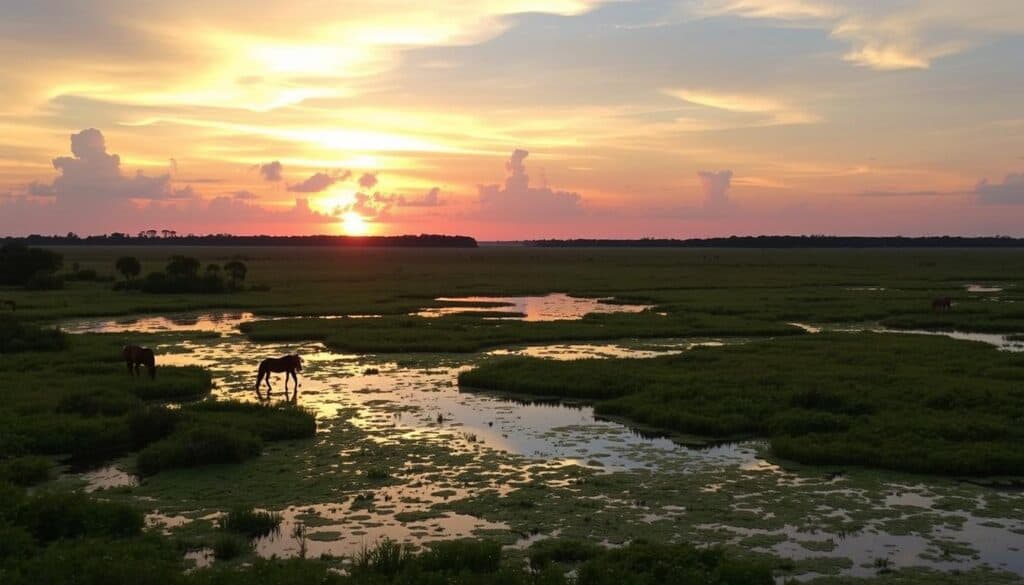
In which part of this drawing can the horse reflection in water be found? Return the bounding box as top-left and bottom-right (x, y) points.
(122, 345), (156, 379)
(256, 354), (303, 401)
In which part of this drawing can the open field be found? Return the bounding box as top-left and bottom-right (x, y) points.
(3, 246), (1024, 583)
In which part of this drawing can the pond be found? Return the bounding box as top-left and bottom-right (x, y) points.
(64, 312), (1024, 579)
(414, 293), (654, 321)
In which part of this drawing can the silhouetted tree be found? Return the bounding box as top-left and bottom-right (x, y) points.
(0, 243), (62, 286)
(223, 260), (247, 287)
(165, 255), (200, 279)
(115, 256), (142, 281)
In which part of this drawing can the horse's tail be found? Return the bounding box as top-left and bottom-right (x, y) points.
(255, 361), (266, 389)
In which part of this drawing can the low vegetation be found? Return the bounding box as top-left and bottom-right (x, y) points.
(461, 332), (1024, 475)
(241, 311), (798, 353)
(0, 328), (315, 476)
(0, 243), (62, 288)
(220, 508), (281, 538)
(0, 316), (66, 353)
(114, 255), (249, 294)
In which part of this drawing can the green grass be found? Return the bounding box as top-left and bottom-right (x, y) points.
(2, 247), (1022, 340)
(242, 311), (799, 353)
(0, 315), (66, 353)
(0, 327), (315, 477)
(460, 332), (1024, 476)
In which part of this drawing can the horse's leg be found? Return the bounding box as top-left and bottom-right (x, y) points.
(126, 360), (134, 376)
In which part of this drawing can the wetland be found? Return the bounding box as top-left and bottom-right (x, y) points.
(4, 246), (1024, 584)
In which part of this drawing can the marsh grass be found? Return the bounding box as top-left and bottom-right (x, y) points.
(136, 426), (262, 476)
(461, 332), (1024, 475)
(220, 507), (281, 538)
(212, 533), (251, 560)
(0, 315), (66, 353)
(0, 331), (314, 479)
(0, 455), (53, 486)
(241, 311), (798, 353)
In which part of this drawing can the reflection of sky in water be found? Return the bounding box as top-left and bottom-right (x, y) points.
(63, 313), (1024, 576)
(415, 293), (652, 321)
(60, 312), (262, 335)
(157, 335), (742, 471)
(789, 322), (1024, 352)
(966, 284), (1004, 293)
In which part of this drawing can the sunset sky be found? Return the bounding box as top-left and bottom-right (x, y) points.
(1, 1), (1023, 238)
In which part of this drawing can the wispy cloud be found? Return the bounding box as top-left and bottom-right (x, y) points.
(700, 0), (1024, 70)
(663, 89), (818, 125)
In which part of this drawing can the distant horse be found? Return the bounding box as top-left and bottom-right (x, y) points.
(932, 297), (953, 312)
(0, 299), (15, 311)
(123, 345), (156, 379)
(256, 354), (302, 398)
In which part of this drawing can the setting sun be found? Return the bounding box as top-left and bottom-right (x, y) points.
(341, 211), (371, 236)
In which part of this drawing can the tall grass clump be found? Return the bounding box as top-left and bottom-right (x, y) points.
(0, 315), (67, 353)
(136, 426), (262, 476)
(12, 491), (143, 543)
(352, 539), (415, 576)
(220, 507), (281, 538)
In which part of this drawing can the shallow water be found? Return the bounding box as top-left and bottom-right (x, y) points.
(414, 293), (653, 321)
(966, 284), (1005, 293)
(65, 312), (1024, 578)
(789, 322), (1024, 352)
(59, 312), (263, 335)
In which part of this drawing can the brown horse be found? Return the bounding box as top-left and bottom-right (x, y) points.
(932, 297), (953, 312)
(256, 354), (302, 398)
(123, 345), (156, 379)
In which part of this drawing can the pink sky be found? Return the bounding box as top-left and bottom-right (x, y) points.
(1, 1), (1023, 238)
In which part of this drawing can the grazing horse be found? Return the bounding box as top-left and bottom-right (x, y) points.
(932, 297), (953, 312)
(122, 345), (156, 379)
(256, 354), (303, 398)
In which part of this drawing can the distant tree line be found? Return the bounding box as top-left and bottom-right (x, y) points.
(5, 233), (477, 248)
(527, 236), (1024, 248)
(115, 255), (250, 294)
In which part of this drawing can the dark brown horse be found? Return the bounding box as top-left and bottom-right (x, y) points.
(256, 354), (302, 398)
(123, 345), (156, 379)
(932, 297), (953, 312)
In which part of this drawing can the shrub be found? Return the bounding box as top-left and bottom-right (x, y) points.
(212, 533), (251, 561)
(128, 406), (181, 449)
(0, 521), (35, 562)
(0, 243), (62, 286)
(128, 366), (212, 401)
(418, 539), (503, 573)
(24, 271), (64, 290)
(352, 539), (414, 576)
(13, 492), (143, 543)
(185, 401), (317, 441)
(115, 256), (141, 282)
(528, 539), (602, 570)
(136, 426), (262, 476)
(57, 389), (140, 417)
(0, 316), (67, 353)
(9, 537), (181, 585)
(0, 456), (53, 486)
(221, 508), (281, 538)
(574, 541), (772, 585)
